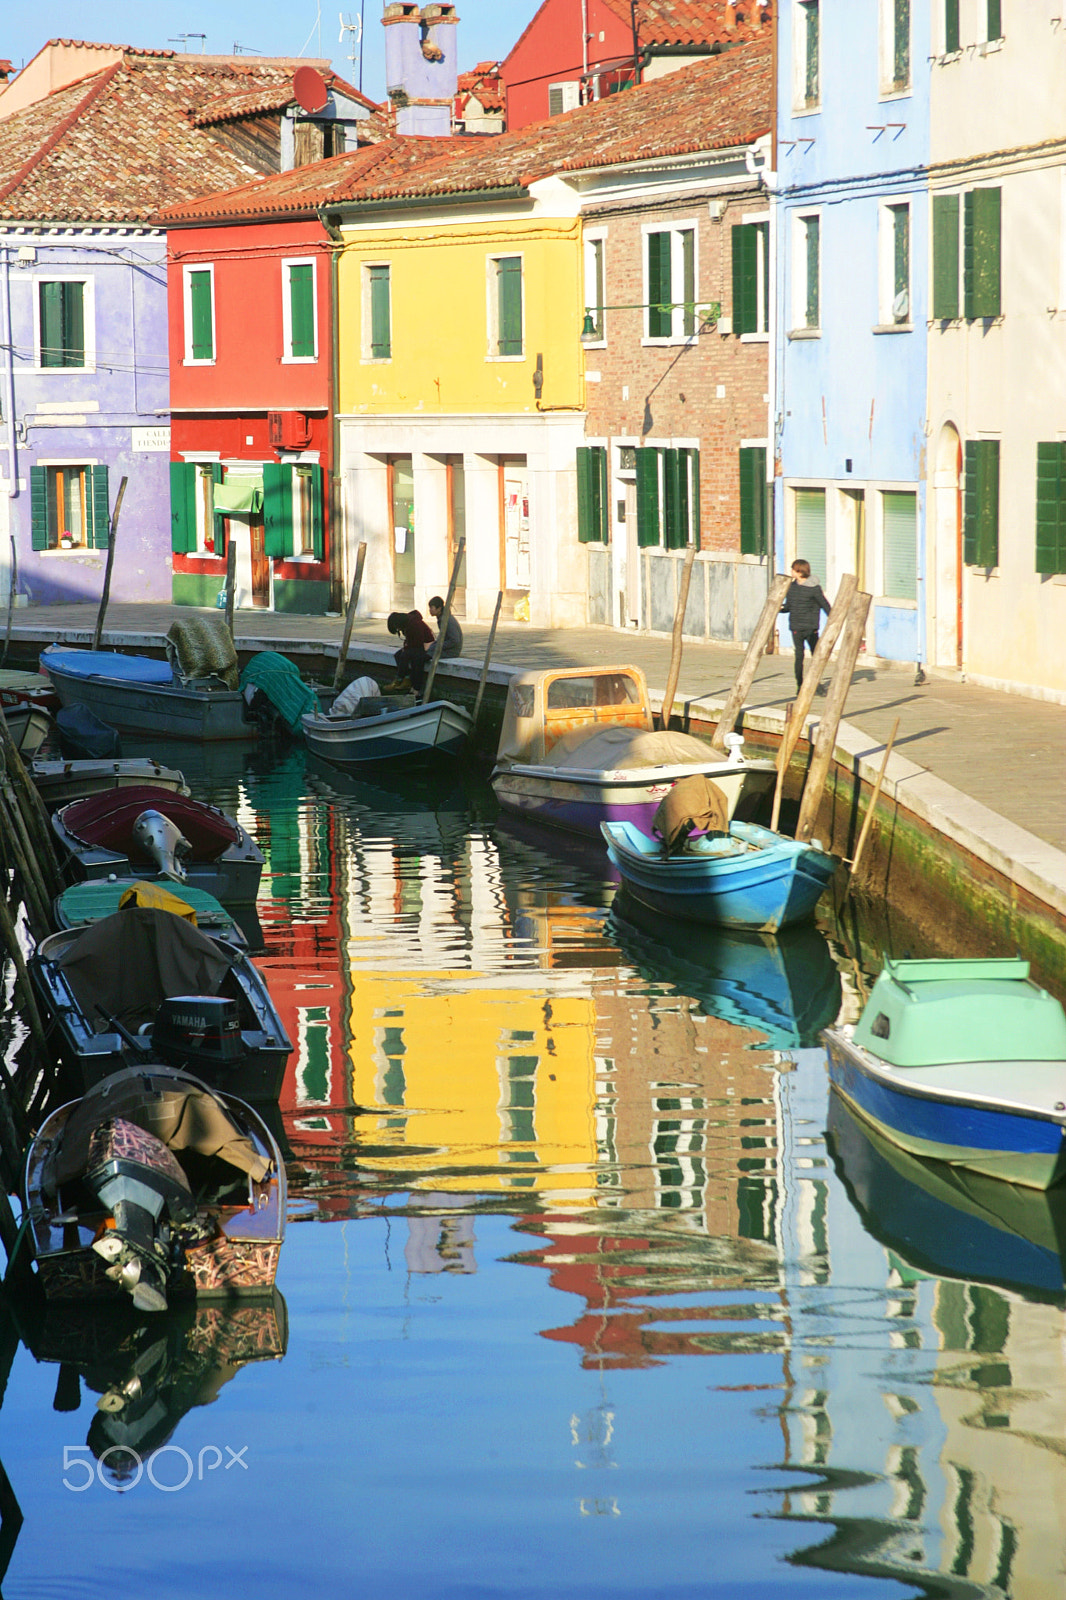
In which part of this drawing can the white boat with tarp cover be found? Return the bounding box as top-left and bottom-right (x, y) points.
(491, 664), (775, 838)
(823, 958), (1066, 1190)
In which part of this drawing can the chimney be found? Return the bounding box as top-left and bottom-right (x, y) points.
(0, 61), (13, 87)
(383, 2), (459, 136)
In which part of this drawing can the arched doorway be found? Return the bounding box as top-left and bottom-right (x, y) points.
(933, 422), (963, 669)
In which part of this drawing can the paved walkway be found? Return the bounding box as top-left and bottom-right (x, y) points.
(7, 601), (1065, 856)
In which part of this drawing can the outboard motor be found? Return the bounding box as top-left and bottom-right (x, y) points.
(87, 1117), (195, 1313)
(132, 809), (191, 882)
(152, 995), (243, 1073)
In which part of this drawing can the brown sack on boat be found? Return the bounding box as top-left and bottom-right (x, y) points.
(653, 774), (729, 857)
(55, 906), (233, 1030)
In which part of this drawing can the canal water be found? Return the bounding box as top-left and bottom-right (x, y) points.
(1, 743), (1063, 1599)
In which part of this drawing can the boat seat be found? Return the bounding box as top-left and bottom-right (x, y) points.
(683, 833), (751, 858)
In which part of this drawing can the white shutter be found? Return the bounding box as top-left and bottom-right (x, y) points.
(794, 489), (827, 585)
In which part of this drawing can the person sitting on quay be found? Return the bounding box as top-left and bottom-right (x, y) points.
(428, 595), (463, 659)
(385, 609), (434, 693)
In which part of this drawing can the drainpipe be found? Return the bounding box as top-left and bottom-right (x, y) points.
(319, 209), (346, 612)
(581, 0), (589, 100)
(1, 246), (16, 501)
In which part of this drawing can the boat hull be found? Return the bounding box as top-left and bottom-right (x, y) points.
(4, 704), (52, 756)
(602, 820), (837, 933)
(31, 756), (189, 810)
(42, 648), (256, 743)
(302, 699), (472, 770)
(823, 1029), (1066, 1191)
(492, 761), (775, 838)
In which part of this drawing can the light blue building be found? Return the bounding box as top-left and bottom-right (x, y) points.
(774, 0), (929, 670)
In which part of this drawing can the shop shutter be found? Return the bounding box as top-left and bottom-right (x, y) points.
(289, 263), (315, 358)
(739, 447), (767, 556)
(647, 232), (671, 338)
(1035, 442), (1066, 577)
(636, 448), (661, 547)
(932, 194), (959, 319)
(963, 439), (999, 567)
(88, 464), (110, 548)
(30, 465), (49, 550)
(794, 488), (827, 583)
(732, 224), (758, 336)
(882, 490), (917, 600)
(964, 188), (1001, 319)
(263, 462), (294, 559)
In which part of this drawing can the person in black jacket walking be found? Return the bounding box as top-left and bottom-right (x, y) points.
(781, 559), (831, 692)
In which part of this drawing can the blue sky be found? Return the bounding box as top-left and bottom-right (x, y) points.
(3, 2), (542, 100)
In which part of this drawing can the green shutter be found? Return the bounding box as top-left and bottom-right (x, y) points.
(681, 229), (695, 338)
(88, 464), (110, 549)
(207, 463), (225, 556)
(311, 465), (325, 562)
(882, 490), (917, 600)
(739, 447), (767, 556)
(577, 447), (609, 544)
(987, 0), (1001, 40)
(30, 465), (49, 550)
(497, 257), (522, 355)
(64, 281), (85, 366)
(932, 194), (960, 319)
(39, 281), (64, 368)
(794, 489), (827, 584)
(189, 269), (213, 360)
(689, 448), (700, 544)
(369, 265), (391, 358)
(636, 448), (661, 547)
(288, 263), (315, 358)
(804, 0), (819, 103)
(1035, 442), (1066, 577)
(893, 205), (910, 309)
(732, 224), (758, 336)
(263, 462), (294, 558)
(805, 216), (820, 327)
(945, 0), (960, 52)
(893, 0), (910, 87)
(964, 188), (1001, 319)
(647, 232), (671, 338)
(963, 440), (999, 567)
(169, 461), (197, 553)
(663, 448), (687, 550)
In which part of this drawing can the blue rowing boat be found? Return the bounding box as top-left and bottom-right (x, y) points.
(600, 818), (837, 932)
(823, 958), (1066, 1191)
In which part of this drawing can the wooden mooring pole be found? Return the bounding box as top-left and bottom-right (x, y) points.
(422, 538), (465, 705)
(845, 716), (900, 893)
(710, 573), (790, 751)
(660, 543), (696, 731)
(471, 590), (503, 742)
(794, 591), (872, 843)
(770, 573), (858, 832)
(92, 475), (127, 653)
(333, 541), (368, 692)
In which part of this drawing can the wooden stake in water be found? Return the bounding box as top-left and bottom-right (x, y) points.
(471, 590), (503, 742)
(846, 716), (900, 893)
(92, 475), (127, 653)
(710, 573), (791, 751)
(795, 591), (872, 843)
(224, 536), (237, 645)
(770, 573), (858, 832)
(422, 538), (466, 705)
(333, 541), (368, 691)
(660, 543), (696, 732)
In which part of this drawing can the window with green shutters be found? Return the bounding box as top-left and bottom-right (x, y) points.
(170, 461), (222, 554)
(646, 226), (697, 340)
(184, 266), (214, 361)
(798, 1), (819, 107)
(286, 260), (315, 359)
(30, 463), (108, 549)
(964, 188), (1001, 319)
(986, 0), (1001, 41)
(1036, 443), (1066, 576)
(262, 462), (326, 561)
(647, 231), (672, 339)
(366, 263), (391, 360)
(38, 280), (85, 367)
(739, 447), (768, 556)
(494, 256), (522, 356)
(944, 0), (960, 52)
(963, 439), (999, 567)
(576, 446), (609, 544)
(731, 222), (769, 335)
(634, 447), (699, 548)
(794, 214), (820, 330)
(892, 0), (910, 90)
(882, 490), (917, 600)
(932, 193), (960, 318)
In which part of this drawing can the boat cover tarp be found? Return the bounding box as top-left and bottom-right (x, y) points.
(41, 647), (174, 685)
(166, 616), (239, 691)
(56, 703), (122, 760)
(55, 906), (233, 1031)
(239, 652), (318, 732)
(331, 676), (380, 718)
(58, 878), (233, 932)
(653, 774), (730, 856)
(60, 787), (239, 858)
(51, 1069), (268, 1187)
(544, 725), (722, 772)
(117, 880), (198, 922)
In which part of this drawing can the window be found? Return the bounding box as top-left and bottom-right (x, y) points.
(880, 202), (911, 325)
(944, 0), (960, 53)
(583, 234), (605, 342)
(795, 1), (820, 110)
(882, 490), (917, 599)
(283, 258), (317, 361)
(882, 0), (911, 93)
(644, 225), (696, 343)
(182, 265), (215, 363)
(964, 440), (999, 567)
(36, 280), (89, 368)
(793, 488), (827, 584)
(1036, 443), (1066, 576)
(732, 220), (770, 335)
(739, 447), (768, 555)
(548, 81), (580, 117)
(635, 447), (700, 549)
(363, 263), (391, 360)
(964, 188), (1001, 318)
(30, 463), (109, 550)
(489, 255), (522, 357)
(264, 462), (325, 561)
(932, 193), (960, 318)
(986, 0), (1002, 43)
(576, 446), (608, 544)
(792, 213), (820, 331)
(170, 461), (222, 555)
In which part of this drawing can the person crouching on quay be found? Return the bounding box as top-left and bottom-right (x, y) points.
(385, 610), (434, 694)
(428, 595), (463, 659)
(781, 559), (830, 694)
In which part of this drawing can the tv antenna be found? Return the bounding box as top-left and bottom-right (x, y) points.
(168, 33), (207, 52)
(339, 7), (365, 91)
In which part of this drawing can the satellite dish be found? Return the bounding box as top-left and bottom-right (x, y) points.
(293, 65), (329, 114)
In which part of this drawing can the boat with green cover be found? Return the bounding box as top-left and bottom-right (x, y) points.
(823, 958), (1066, 1190)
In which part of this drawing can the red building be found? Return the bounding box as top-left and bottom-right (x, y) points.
(501, 0), (772, 131)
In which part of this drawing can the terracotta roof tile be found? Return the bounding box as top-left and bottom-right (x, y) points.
(599, 0), (773, 49)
